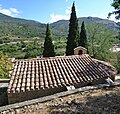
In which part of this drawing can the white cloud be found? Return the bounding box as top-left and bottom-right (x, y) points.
(10, 8), (19, 14)
(49, 6), (79, 23)
(0, 5), (20, 17)
(50, 14), (69, 23)
(50, 7), (70, 23)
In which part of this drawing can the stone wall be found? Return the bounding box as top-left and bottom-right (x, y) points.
(0, 82), (119, 113)
(0, 88), (8, 106)
(0, 79), (9, 106)
(8, 86), (67, 104)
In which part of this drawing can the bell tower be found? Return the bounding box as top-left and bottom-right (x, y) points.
(74, 46), (87, 55)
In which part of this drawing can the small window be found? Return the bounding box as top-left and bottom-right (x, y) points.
(78, 50), (83, 55)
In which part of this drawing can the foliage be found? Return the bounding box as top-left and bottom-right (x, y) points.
(79, 21), (88, 50)
(24, 49), (42, 58)
(53, 39), (66, 56)
(87, 22), (118, 60)
(55, 50), (65, 56)
(108, 51), (120, 74)
(0, 51), (12, 78)
(43, 24), (55, 57)
(0, 44), (18, 54)
(116, 52), (120, 73)
(20, 40), (26, 48)
(0, 38), (43, 59)
(14, 53), (25, 59)
(24, 40), (43, 58)
(0, 13), (68, 39)
(0, 12), (119, 42)
(0, 39), (3, 44)
(54, 40), (66, 49)
(66, 2), (79, 55)
(0, 13), (46, 38)
(108, 0), (120, 19)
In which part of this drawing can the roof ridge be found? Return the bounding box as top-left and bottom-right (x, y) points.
(16, 54), (90, 62)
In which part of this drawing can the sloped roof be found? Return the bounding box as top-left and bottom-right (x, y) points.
(74, 46), (87, 51)
(8, 54), (110, 93)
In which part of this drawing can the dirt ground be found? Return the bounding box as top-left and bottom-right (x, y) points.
(2, 84), (120, 114)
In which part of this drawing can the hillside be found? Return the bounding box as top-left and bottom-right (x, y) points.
(0, 13), (46, 38)
(51, 17), (119, 36)
(0, 13), (119, 39)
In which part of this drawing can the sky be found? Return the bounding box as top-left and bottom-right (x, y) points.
(0, 0), (117, 23)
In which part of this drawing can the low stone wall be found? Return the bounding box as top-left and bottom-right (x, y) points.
(8, 86), (67, 104)
(0, 79), (10, 83)
(0, 87), (8, 106)
(0, 82), (119, 113)
(0, 79), (10, 106)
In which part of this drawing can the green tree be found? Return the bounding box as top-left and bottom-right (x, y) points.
(108, 0), (120, 19)
(0, 39), (3, 44)
(110, 0), (120, 42)
(0, 51), (12, 78)
(79, 21), (88, 50)
(43, 24), (55, 57)
(87, 22), (117, 60)
(116, 52), (120, 73)
(20, 40), (26, 48)
(24, 49), (42, 58)
(66, 2), (79, 55)
(24, 40), (43, 58)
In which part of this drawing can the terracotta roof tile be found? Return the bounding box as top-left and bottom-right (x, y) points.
(8, 54), (110, 93)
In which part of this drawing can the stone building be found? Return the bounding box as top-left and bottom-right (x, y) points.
(7, 47), (117, 104)
(74, 46), (87, 55)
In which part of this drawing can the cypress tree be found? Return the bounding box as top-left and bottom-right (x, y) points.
(79, 21), (88, 50)
(43, 24), (55, 57)
(66, 2), (79, 55)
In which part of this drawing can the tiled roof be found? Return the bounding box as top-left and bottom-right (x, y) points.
(93, 59), (117, 76)
(8, 54), (110, 93)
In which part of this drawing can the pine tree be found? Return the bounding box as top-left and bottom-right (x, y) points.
(108, 0), (120, 19)
(66, 2), (79, 55)
(43, 24), (55, 57)
(79, 21), (88, 50)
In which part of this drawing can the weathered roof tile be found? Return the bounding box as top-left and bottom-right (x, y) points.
(8, 54), (110, 93)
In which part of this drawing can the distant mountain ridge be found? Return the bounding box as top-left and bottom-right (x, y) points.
(0, 13), (46, 38)
(0, 13), (119, 39)
(51, 17), (119, 36)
